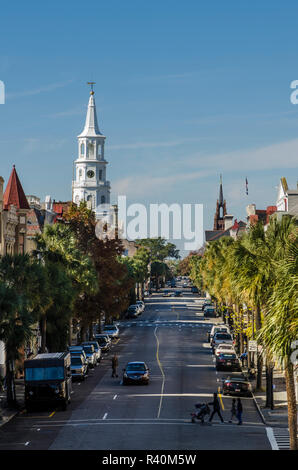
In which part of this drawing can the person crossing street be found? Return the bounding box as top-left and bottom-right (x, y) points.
(236, 398), (243, 425)
(229, 398), (237, 423)
(208, 392), (224, 423)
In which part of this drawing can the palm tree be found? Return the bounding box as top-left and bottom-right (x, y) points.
(258, 220), (298, 450)
(0, 283), (35, 407)
(35, 223), (98, 348)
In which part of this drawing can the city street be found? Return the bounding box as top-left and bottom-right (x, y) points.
(0, 285), (272, 450)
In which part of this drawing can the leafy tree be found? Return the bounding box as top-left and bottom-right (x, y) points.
(65, 202), (133, 330)
(136, 237), (180, 261)
(0, 283), (35, 407)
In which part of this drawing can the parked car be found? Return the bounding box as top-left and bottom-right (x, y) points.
(68, 346), (88, 365)
(136, 300), (145, 312)
(208, 325), (230, 343)
(204, 306), (217, 317)
(216, 353), (241, 371)
(81, 344), (97, 368)
(202, 299), (212, 310)
(174, 290), (182, 297)
(211, 332), (234, 352)
(70, 354), (88, 381)
(222, 376), (252, 397)
(126, 306), (139, 319)
(130, 304), (142, 315)
(214, 343), (236, 357)
(81, 341), (102, 363)
(122, 361), (150, 385)
(191, 286), (199, 294)
(102, 324), (119, 340)
(94, 334), (112, 352)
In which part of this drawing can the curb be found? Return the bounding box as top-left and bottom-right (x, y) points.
(0, 409), (19, 428)
(251, 391), (267, 425)
(239, 366), (267, 426)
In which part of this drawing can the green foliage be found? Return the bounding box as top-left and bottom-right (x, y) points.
(136, 237), (180, 261)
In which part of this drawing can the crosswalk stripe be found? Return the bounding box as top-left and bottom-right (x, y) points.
(266, 427), (294, 450)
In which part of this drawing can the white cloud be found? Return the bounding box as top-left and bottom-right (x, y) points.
(185, 138), (298, 172)
(113, 171), (210, 198)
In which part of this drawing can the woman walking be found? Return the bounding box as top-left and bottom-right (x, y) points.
(236, 398), (243, 425)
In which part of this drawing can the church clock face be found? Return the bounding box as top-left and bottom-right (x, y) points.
(87, 170), (95, 178)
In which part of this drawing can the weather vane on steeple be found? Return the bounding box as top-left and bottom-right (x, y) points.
(87, 81), (96, 95)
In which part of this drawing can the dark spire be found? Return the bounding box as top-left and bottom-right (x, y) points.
(213, 175), (227, 231)
(219, 174), (223, 205)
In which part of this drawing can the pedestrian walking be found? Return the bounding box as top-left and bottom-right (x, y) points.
(111, 354), (118, 378)
(236, 398), (243, 425)
(208, 392), (224, 423)
(240, 350), (247, 368)
(229, 398), (237, 423)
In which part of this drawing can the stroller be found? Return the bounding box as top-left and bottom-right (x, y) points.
(191, 402), (211, 424)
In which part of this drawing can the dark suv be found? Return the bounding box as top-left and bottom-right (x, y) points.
(216, 353), (241, 371)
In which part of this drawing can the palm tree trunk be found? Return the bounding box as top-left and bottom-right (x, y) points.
(265, 358), (274, 409)
(80, 324), (87, 343)
(5, 358), (16, 407)
(285, 362), (298, 450)
(40, 315), (47, 353)
(255, 305), (263, 390)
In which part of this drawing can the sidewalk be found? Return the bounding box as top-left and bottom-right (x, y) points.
(0, 379), (24, 427)
(247, 368), (289, 428)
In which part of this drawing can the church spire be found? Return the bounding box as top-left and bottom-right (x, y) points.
(213, 174), (227, 231)
(219, 173), (223, 205)
(78, 84), (102, 138)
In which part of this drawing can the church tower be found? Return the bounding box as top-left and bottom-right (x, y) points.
(213, 174), (227, 230)
(72, 85), (110, 218)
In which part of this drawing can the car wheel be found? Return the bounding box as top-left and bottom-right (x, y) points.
(61, 400), (67, 411)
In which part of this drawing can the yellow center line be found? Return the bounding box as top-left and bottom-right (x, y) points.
(154, 327), (165, 419)
(218, 386), (224, 411)
(48, 410), (56, 418)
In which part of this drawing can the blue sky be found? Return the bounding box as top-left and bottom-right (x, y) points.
(1, 1), (298, 256)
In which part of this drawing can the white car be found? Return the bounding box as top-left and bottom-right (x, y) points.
(136, 300), (145, 312)
(130, 304), (142, 315)
(102, 324), (119, 339)
(208, 325), (230, 343)
(212, 332), (234, 352)
(214, 343), (236, 357)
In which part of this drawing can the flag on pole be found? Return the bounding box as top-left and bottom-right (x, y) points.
(245, 177), (248, 195)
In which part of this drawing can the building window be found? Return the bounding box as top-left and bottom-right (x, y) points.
(99, 170), (103, 180)
(87, 195), (93, 210)
(80, 143), (85, 155)
(101, 195), (105, 204)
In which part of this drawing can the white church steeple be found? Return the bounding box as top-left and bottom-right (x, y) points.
(72, 85), (111, 217)
(78, 90), (101, 137)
